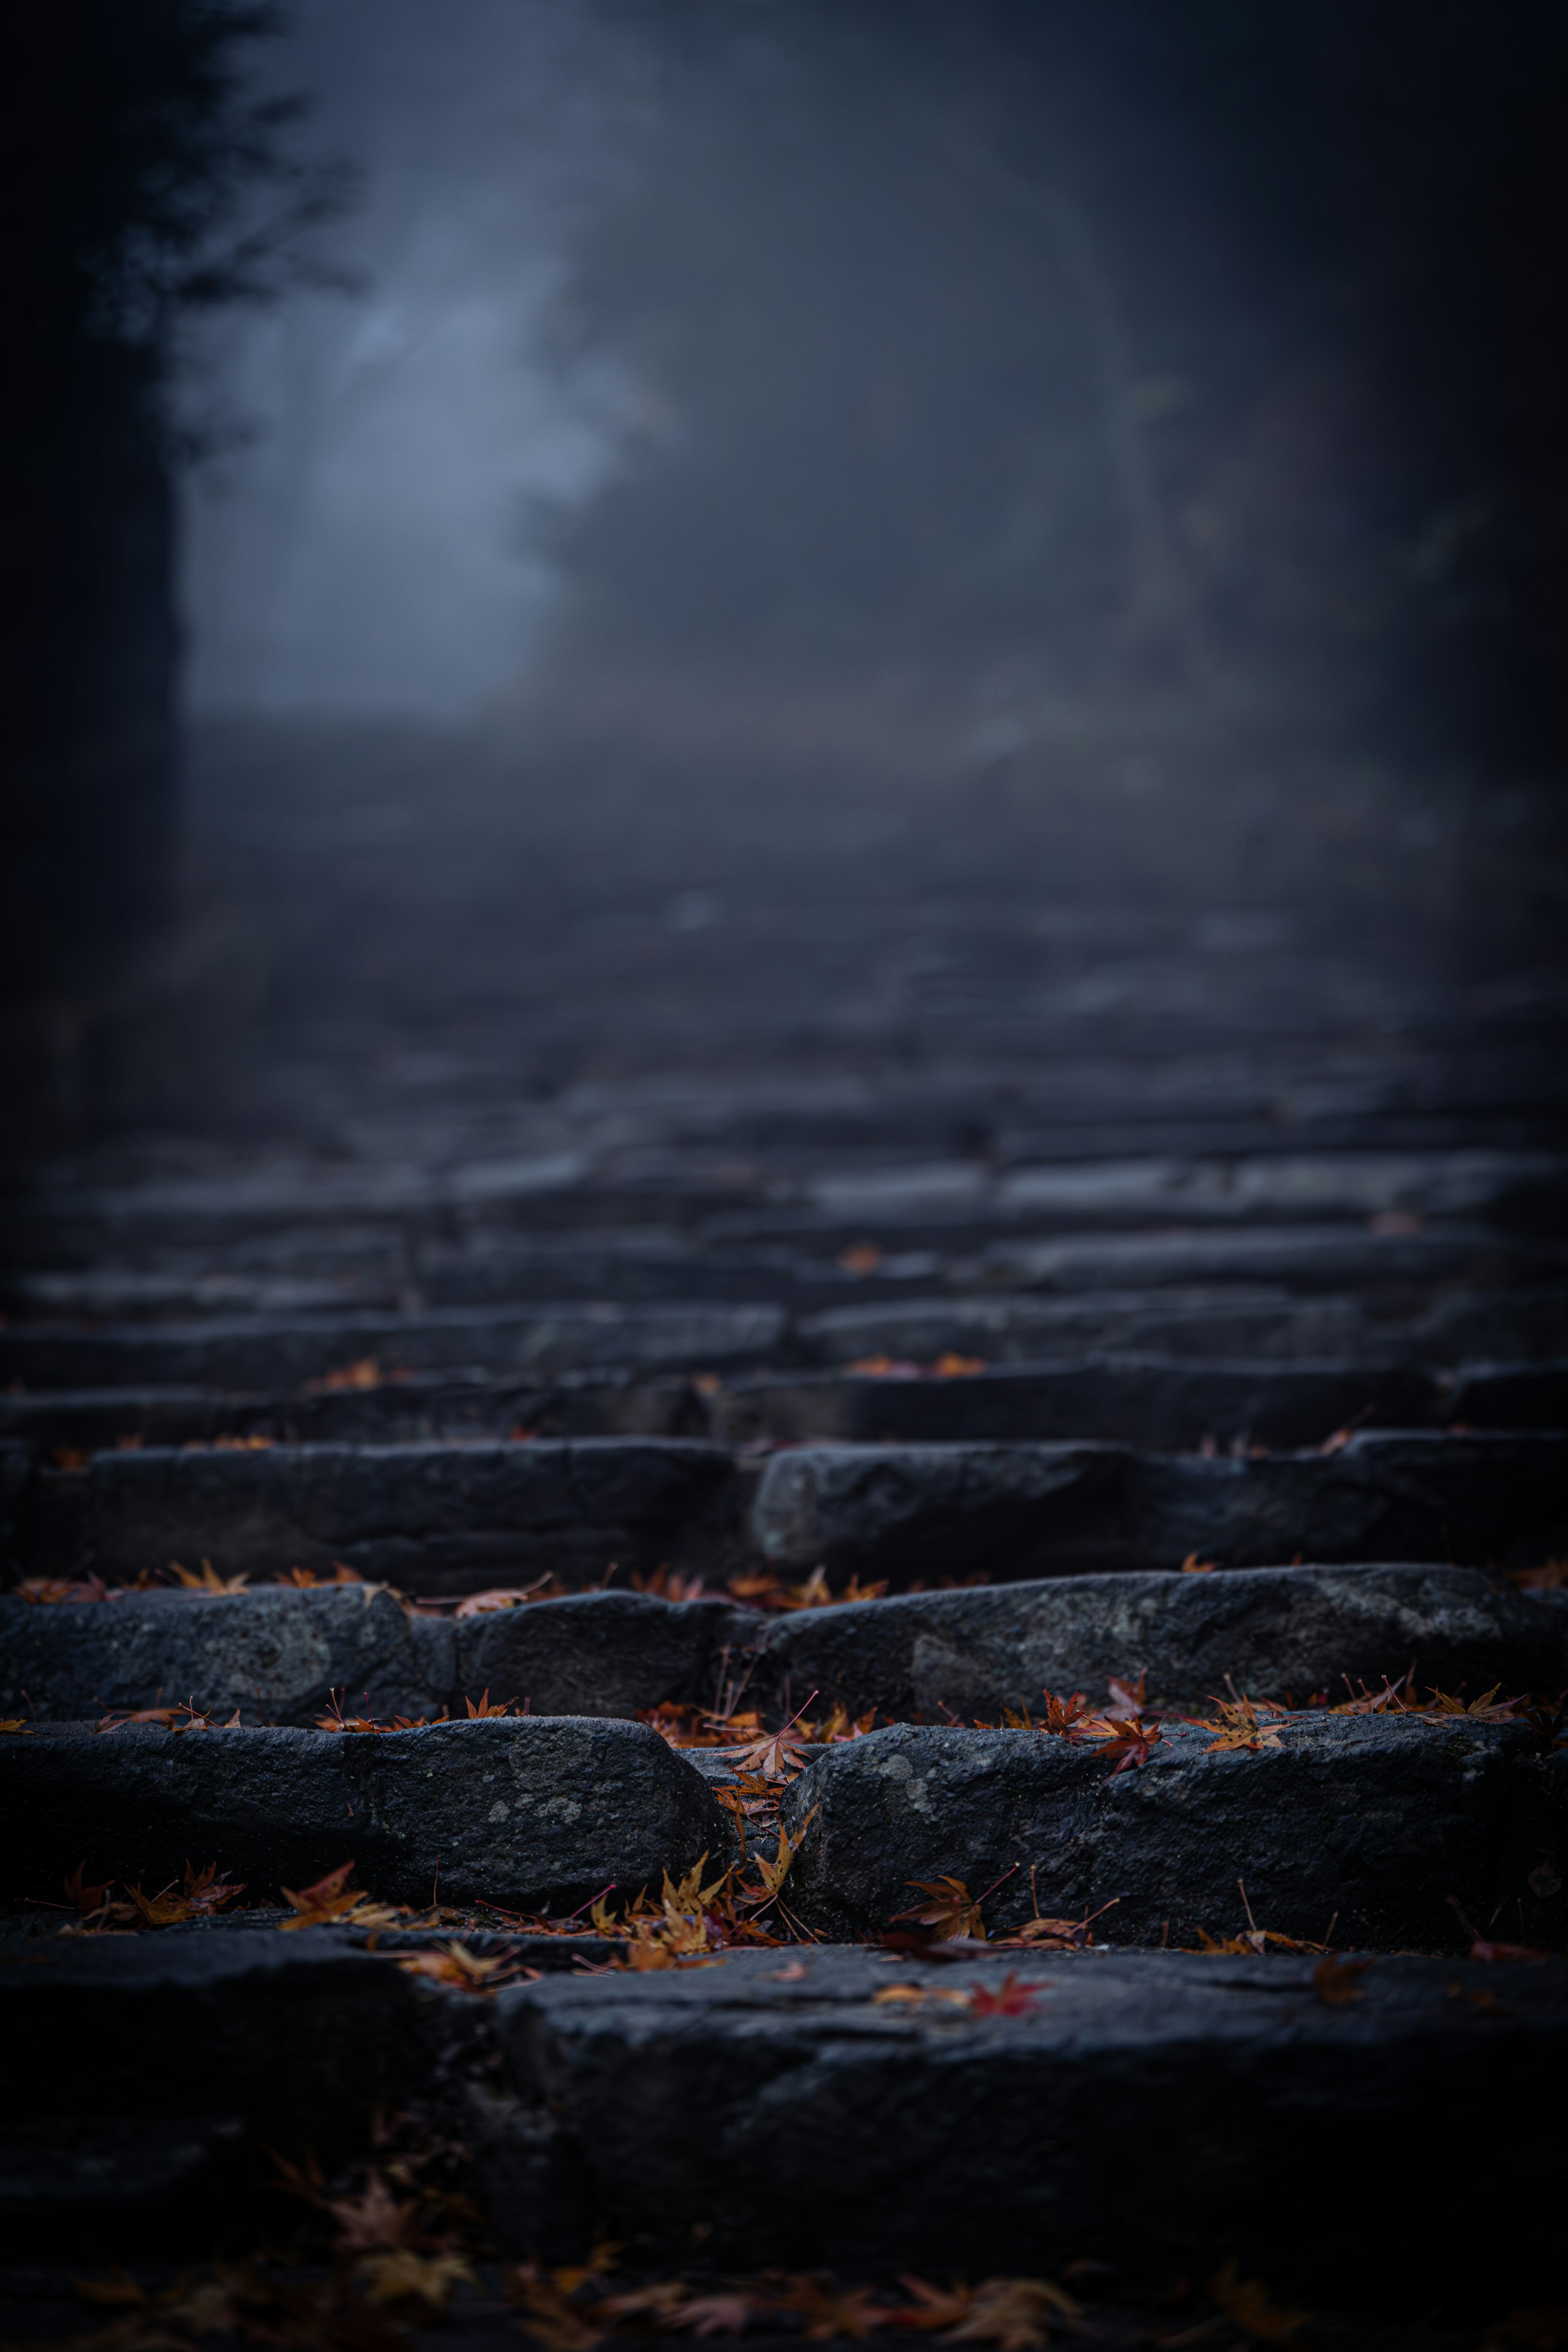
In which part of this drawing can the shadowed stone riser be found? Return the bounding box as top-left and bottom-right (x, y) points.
(2, 1284), (1567, 1393)
(778, 1717), (1568, 1951)
(489, 1947), (1568, 2296)
(10, 1429), (1566, 1592)
(748, 1430), (1568, 1585)
(0, 1934), (432, 2254)
(4, 1356), (1565, 1456)
(7, 1144), (1566, 1265)
(12, 1437), (742, 1593)
(4, 1933), (1565, 2298)
(0, 1719), (731, 1915)
(16, 1220), (1559, 1323)
(4, 1568), (1561, 1731)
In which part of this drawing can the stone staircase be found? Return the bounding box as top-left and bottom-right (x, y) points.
(3, 738), (1567, 2336)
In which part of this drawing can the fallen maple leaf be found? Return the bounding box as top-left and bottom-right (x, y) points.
(508, 2270), (606, 2351)
(1080, 1713), (1163, 1771)
(328, 2171), (423, 2252)
(893, 1876), (989, 1940)
(357, 2248), (474, 2310)
(1208, 2258), (1311, 2343)
(738, 1809), (818, 1912)
(397, 1939), (534, 1991)
(165, 1558), (249, 1594)
(309, 1356), (385, 1393)
(1037, 1690), (1091, 1740)
(1192, 1693), (1286, 1754)
(724, 1693), (820, 1779)
(1102, 1670), (1149, 1718)
(942, 2276), (1084, 2350)
(126, 1858), (246, 1927)
(1001, 1898), (1119, 1951)
(1312, 1952), (1371, 2005)
(277, 1859), (399, 1930)
(62, 1861), (114, 1913)
(597, 2282), (691, 2324)
(966, 1971), (1049, 2018)
(896, 2277), (978, 2330)
(839, 1243), (882, 1274)
(777, 2275), (902, 2339)
(1180, 1554), (1216, 1574)
(464, 1687), (519, 1717)
(452, 1580), (555, 1615)
(662, 2289), (773, 2336)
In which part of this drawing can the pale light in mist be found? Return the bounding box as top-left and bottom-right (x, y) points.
(177, 0), (632, 724)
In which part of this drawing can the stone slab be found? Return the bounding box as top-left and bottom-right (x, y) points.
(800, 1285), (1568, 1366)
(778, 1715), (1568, 1950)
(8, 1567), (1561, 1733)
(0, 1585), (757, 1727)
(0, 1718), (732, 1914)
(749, 1430), (1568, 1581)
(0, 1301), (787, 1391)
(756, 1562), (1568, 1719)
(23, 1437), (741, 1590)
(491, 1944), (1568, 2299)
(713, 1357), (1443, 1450)
(978, 1222), (1560, 1294)
(795, 1291), (1380, 1364)
(0, 1930), (431, 2252)
(0, 1582), (437, 1726)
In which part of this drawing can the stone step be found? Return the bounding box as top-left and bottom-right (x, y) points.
(0, 1928), (434, 2254)
(0, 1717), (729, 1916)
(0, 1301), (788, 1390)
(5, 1927), (1564, 2296)
(779, 1714), (1567, 1950)
(752, 1562), (1568, 1722)
(12, 1281), (1564, 1397)
(4, 1565), (1560, 1728)
(7, 1354), (1565, 1457)
(16, 1437), (739, 1592)
(975, 1222), (1562, 1293)
(10, 1140), (1564, 1267)
(797, 1283), (1568, 1364)
(748, 1430), (1568, 1583)
(487, 1943), (1568, 2297)
(13, 1427), (1565, 1592)
(706, 1356), (1546, 1449)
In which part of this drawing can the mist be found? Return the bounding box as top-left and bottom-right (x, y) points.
(180, 0), (633, 718)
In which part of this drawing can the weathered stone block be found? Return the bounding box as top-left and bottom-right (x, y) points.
(0, 1718), (732, 1914)
(749, 1430), (1568, 1581)
(27, 1437), (741, 1591)
(755, 1562), (1566, 1719)
(0, 1929), (431, 2252)
(777, 1715), (1567, 1949)
(0, 1301), (787, 1392)
(491, 1944), (1568, 2299)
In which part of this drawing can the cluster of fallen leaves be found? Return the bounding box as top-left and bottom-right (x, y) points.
(14, 1561), (370, 1605)
(58, 2234), (1337, 2352)
(871, 1971), (1050, 2018)
(36, 1856), (250, 1931)
(844, 1355), (988, 1379)
(970, 1676), (1165, 1774)
(513, 2265), (1096, 2349)
(312, 1687), (523, 1733)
